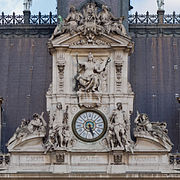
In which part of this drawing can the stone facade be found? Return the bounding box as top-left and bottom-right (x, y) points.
(2, 3), (179, 179)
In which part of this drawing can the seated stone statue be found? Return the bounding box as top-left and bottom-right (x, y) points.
(97, 5), (127, 35)
(76, 52), (111, 92)
(97, 5), (117, 34)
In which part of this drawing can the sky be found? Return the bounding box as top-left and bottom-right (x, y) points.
(0, 0), (180, 15)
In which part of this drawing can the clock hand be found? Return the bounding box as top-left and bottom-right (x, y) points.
(88, 125), (94, 137)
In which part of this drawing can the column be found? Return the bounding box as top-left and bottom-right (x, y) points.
(157, 10), (165, 24)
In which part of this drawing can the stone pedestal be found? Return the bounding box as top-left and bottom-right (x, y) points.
(157, 10), (165, 24)
(23, 10), (30, 24)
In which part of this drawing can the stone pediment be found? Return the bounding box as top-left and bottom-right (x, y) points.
(50, 32), (133, 51)
(134, 136), (172, 152)
(7, 134), (45, 152)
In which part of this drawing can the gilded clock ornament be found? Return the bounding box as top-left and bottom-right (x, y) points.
(72, 110), (107, 142)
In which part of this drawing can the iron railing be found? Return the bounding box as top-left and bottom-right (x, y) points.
(30, 12), (57, 24)
(0, 12), (57, 25)
(0, 12), (24, 25)
(129, 11), (180, 25)
(0, 12), (180, 25)
(164, 12), (180, 24)
(128, 12), (158, 24)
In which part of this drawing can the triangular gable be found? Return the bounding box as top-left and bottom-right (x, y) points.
(51, 32), (133, 50)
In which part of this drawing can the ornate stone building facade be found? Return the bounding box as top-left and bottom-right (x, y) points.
(0, 0), (180, 179)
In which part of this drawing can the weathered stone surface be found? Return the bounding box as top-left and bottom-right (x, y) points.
(2, 3), (179, 179)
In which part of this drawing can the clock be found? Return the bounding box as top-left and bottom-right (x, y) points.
(72, 109), (107, 142)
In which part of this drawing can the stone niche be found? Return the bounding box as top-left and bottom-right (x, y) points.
(5, 2), (175, 177)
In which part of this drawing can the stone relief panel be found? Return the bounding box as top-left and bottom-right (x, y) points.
(57, 53), (65, 92)
(115, 54), (124, 92)
(55, 153), (65, 164)
(113, 153), (123, 165)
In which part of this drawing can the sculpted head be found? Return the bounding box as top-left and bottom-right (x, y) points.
(56, 102), (62, 110)
(33, 113), (39, 119)
(70, 6), (76, 13)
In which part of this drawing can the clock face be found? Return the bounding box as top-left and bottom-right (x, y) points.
(72, 110), (107, 142)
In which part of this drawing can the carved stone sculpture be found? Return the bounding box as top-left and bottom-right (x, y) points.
(23, 0), (32, 11)
(56, 153), (65, 164)
(51, 3), (127, 42)
(27, 112), (47, 134)
(51, 102), (64, 129)
(7, 112), (46, 147)
(114, 154), (122, 165)
(106, 125), (116, 149)
(44, 105), (75, 153)
(134, 112), (173, 148)
(97, 5), (126, 35)
(75, 52), (111, 93)
(106, 103), (132, 151)
(7, 119), (29, 146)
(157, 0), (164, 10)
(62, 106), (68, 125)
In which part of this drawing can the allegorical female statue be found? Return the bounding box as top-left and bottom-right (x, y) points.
(76, 52), (111, 92)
